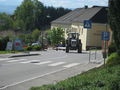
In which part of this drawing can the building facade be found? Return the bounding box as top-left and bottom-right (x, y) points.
(51, 6), (112, 50)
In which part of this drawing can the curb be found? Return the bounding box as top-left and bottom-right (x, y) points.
(9, 54), (40, 58)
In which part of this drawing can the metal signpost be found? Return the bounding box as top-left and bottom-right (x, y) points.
(102, 32), (110, 66)
(84, 20), (93, 63)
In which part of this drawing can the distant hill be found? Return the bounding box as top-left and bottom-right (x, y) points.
(0, 5), (17, 14)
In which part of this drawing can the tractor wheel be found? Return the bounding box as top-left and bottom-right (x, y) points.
(66, 46), (69, 53)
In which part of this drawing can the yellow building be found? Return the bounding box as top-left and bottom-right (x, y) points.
(51, 6), (111, 50)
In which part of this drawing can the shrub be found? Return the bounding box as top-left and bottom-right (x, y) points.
(32, 45), (41, 51)
(26, 46), (32, 51)
(108, 43), (117, 56)
(106, 53), (120, 66)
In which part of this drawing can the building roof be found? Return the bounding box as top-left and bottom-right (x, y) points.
(51, 6), (108, 24)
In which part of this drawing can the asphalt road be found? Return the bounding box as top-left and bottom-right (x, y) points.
(0, 50), (103, 89)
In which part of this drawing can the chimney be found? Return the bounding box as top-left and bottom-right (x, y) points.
(85, 5), (88, 9)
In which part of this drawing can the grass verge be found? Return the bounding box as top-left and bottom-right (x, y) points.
(0, 51), (24, 54)
(30, 64), (120, 90)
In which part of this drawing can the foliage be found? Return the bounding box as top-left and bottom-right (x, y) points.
(32, 45), (41, 51)
(109, 0), (120, 55)
(30, 65), (120, 90)
(25, 34), (33, 44)
(25, 45), (41, 51)
(0, 13), (13, 30)
(14, 0), (35, 32)
(0, 36), (9, 51)
(0, 51), (20, 54)
(108, 43), (117, 56)
(32, 29), (41, 42)
(106, 53), (120, 66)
(50, 28), (65, 46)
(25, 46), (32, 51)
(14, 0), (71, 31)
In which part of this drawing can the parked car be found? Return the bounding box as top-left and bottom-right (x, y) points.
(31, 43), (41, 46)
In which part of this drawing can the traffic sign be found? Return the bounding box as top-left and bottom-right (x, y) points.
(84, 20), (92, 29)
(102, 32), (110, 41)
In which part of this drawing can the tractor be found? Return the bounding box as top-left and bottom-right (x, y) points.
(65, 32), (82, 53)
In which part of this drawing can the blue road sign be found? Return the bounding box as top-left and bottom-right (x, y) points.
(102, 32), (110, 41)
(84, 20), (92, 29)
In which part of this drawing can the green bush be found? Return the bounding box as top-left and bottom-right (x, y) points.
(32, 45), (41, 51)
(108, 43), (116, 56)
(26, 46), (33, 51)
(106, 53), (120, 66)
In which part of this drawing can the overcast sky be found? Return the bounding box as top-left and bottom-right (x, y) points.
(0, 0), (108, 13)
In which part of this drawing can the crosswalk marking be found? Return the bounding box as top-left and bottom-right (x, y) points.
(20, 60), (40, 63)
(1, 58), (81, 68)
(63, 63), (80, 68)
(34, 61), (52, 65)
(0, 58), (14, 61)
(7, 59), (27, 62)
(48, 62), (66, 66)
(19, 59), (27, 60)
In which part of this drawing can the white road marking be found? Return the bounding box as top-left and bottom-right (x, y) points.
(0, 58), (14, 61)
(19, 59), (27, 60)
(34, 61), (52, 65)
(20, 60), (40, 63)
(48, 62), (66, 66)
(63, 63), (80, 68)
(0, 63), (88, 90)
(0, 67), (67, 90)
(7, 59), (27, 62)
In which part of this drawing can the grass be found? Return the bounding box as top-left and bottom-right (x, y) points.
(30, 64), (120, 90)
(0, 51), (24, 54)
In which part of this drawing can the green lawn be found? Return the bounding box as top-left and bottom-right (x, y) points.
(30, 65), (120, 90)
(0, 51), (23, 54)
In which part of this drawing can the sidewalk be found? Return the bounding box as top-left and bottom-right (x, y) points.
(2, 61), (103, 90)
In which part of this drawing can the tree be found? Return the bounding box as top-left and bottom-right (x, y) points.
(32, 29), (41, 42)
(14, 0), (35, 32)
(50, 28), (64, 46)
(0, 13), (13, 30)
(33, 0), (44, 30)
(109, 0), (120, 55)
(14, 0), (71, 31)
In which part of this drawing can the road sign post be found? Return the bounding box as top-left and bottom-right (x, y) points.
(102, 32), (110, 66)
(84, 20), (92, 63)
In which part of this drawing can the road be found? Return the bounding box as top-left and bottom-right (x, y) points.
(0, 50), (103, 90)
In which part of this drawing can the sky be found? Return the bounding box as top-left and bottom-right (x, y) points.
(0, 0), (108, 14)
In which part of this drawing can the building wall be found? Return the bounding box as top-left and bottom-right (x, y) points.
(86, 23), (109, 48)
(71, 23), (87, 50)
(51, 23), (111, 50)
